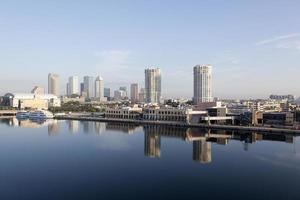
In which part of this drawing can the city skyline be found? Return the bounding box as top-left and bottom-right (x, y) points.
(1, 1), (300, 98)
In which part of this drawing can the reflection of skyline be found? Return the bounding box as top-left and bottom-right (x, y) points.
(106, 123), (141, 134)
(48, 120), (60, 136)
(144, 127), (161, 158)
(67, 120), (80, 134)
(193, 140), (212, 163)
(0, 119), (297, 164)
(95, 122), (106, 135)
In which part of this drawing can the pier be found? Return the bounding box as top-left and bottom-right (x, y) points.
(0, 110), (17, 116)
(55, 115), (300, 135)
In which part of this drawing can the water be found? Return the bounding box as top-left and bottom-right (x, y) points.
(0, 118), (300, 200)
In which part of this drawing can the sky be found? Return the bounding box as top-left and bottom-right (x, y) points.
(0, 0), (300, 99)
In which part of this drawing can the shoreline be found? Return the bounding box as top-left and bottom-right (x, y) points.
(55, 116), (300, 135)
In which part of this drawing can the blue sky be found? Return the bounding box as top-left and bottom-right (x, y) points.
(0, 0), (300, 99)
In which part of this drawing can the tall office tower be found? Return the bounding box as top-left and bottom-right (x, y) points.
(145, 68), (161, 104)
(68, 76), (79, 96)
(83, 76), (94, 98)
(48, 73), (60, 97)
(193, 65), (213, 104)
(104, 88), (111, 98)
(130, 83), (139, 102)
(80, 83), (84, 95)
(95, 76), (104, 99)
(193, 140), (212, 164)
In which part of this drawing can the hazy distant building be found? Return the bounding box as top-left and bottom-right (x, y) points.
(104, 88), (111, 98)
(66, 83), (70, 96)
(145, 68), (161, 104)
(193, 65), (213, 104)
(269, 94), (295, 102)
(68, 76), (79, 96)
(95, 76), (104, 99)
(80, 82), (84, 96)
(114, 90), (126, 101)
(31, 86), (45, 95)
(119, 86), (128, 98)
(139, 88), (146, 102)
(130, 83), (139, 102)
(83, 76), (94, 98)
(48, 73), (60, 97)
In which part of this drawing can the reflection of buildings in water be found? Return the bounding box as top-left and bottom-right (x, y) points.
(48, 120), (60, 136)
(142, 126), (296, 164)
(144, 131), (161, 158)
(68, 120), (79, 134)
(106, 122), (141, 134)
(82, 121), (94, 134)
(94, 122), (106, 135)
(193, 140), (212, 164)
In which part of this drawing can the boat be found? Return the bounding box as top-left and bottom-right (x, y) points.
(16, 111), (30, 119)
(29, 110), (54, 120)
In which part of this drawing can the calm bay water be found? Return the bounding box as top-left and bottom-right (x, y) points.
(0, 118), (300, 200)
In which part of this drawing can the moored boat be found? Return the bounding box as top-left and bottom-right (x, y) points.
(29, 110), (54, 119)
(16, 111), (30, 119)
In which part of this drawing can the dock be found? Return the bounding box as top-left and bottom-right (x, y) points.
(55, 115), (300, 135)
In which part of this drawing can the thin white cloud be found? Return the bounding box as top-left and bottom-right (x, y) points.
(276, 40), (300, 50)
(94, 50), (132, 67)
(255, 33), (300, 46)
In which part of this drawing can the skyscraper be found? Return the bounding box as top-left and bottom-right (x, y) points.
(83, 76), (94, 98)
(130, 83), (139, 102)
(48, 73), (60, 97)
(68, 76), (79, 96)
(95, 76), (104, 99)
(145, 68), (161, 104)
(193, 65), (213, 104)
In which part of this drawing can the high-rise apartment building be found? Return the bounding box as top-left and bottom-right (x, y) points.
(83, 76), (94, 98)
(68, 76), (79, 96)
(130, 83), (139, 102)
(193, 65), (213, 104)
(48, 73), (60, 97)
(145, 68), (161, 104)
(95, 76), (104, 99)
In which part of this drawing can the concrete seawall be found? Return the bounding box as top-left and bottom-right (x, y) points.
(55, 115), (300, 135)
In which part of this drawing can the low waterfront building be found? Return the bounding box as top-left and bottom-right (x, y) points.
(3, 93), (61, 110)
(143, 107), (206, 123)
(263, 112), (294, 126)
(105, 106), (143, 119)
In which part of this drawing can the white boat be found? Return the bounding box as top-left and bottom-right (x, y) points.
(16, 111), (30, 119)
(29, 110), (54, 120)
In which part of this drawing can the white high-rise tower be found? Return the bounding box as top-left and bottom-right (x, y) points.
(193, 65), (213, 104)
(145, 68), (161, 104)
(95, 76), (104, 100)
(68, 76), (79, 96)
